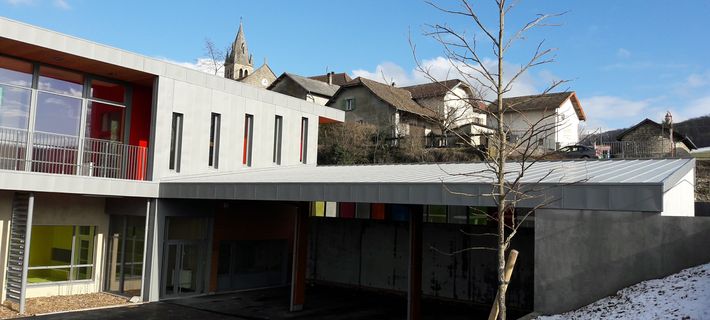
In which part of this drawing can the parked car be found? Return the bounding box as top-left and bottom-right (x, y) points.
(555, 145), (598, 159)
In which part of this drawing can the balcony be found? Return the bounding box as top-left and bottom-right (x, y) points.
(0, 126), (147, 181)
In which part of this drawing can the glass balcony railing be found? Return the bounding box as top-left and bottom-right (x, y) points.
(0, 126), (147, 181)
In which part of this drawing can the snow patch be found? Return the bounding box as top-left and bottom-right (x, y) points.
(537, 262), (710, 320)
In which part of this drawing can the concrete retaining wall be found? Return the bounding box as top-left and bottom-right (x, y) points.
(535, 209), (710, 314)
(308, 218), (534, 310)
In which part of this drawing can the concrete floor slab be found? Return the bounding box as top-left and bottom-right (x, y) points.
(33, 285), (524, 319)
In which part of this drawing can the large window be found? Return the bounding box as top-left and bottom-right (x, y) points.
(243, 114), (253, 166)
(0, 56), (33, 130)
(28, 225), (96, 283)
(169, 113), (183, 172)
(209, 113), (221, 168)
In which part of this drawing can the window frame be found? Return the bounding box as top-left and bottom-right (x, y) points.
(344, 98), (355, 111)
(27, 225), (97, 285)
(243, 114), (254, 167)
(300, 117), (308, 164)
(209, 112), (221, 168)
(273, 115), (283, 165)
(169, 112), (183, 172)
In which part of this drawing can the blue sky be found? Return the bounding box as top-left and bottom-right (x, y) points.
(3, 0), (710, 131)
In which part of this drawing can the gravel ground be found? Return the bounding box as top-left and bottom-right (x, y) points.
(0, 293), (129, 318)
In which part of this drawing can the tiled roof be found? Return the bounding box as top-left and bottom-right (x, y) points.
(269, 73), (340, 97)
(340, 77), (437, 118)
(309, 73), (353, 86)
(490, 91), (586, 120)
(401, 79), (463, 99)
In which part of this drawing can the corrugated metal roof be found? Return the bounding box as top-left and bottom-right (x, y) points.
(159, 159), (694, 212)
(162, 159), (692, 186)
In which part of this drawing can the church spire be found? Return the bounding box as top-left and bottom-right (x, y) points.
(233, 19), (252, 67)
(224, 19), (254, 80)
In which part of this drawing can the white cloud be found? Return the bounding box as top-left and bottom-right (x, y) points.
(581, 95), (654, 130)
(684, 71), (710, 88)
(156, 57), (224, 76)
(616, 48), (631, 59)
(351, 56), (542, 99)
(53, 0), (69, 9)
(677, 95), (710, 120)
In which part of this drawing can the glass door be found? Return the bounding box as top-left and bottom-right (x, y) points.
(104, 215), (145, 297)
(163, 241), (203, 297)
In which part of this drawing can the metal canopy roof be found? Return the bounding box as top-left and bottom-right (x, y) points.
(159, 159), (695, 212)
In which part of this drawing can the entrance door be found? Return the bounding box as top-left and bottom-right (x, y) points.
(163, 242), (202, 297)
(161, 216), (208, 298)
(105, 215), (145, 297)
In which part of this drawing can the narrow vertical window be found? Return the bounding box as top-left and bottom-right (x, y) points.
(243, 114), (253, 166)
(209, 113), (221, 168)
(300, 117), (308, 164)
(169, 113), (183, 172)
(273, 115), (283, 165)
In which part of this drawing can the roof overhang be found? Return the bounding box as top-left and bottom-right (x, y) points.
(568, 92), (586, 121)
(159, 159), (695, 213)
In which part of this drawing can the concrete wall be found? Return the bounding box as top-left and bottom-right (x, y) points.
(308, 218), (534, 311)
(534, 209), (710, 314)
(152, 77), (321, 179)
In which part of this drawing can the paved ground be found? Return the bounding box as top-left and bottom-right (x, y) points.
(32, 286), (526, 319)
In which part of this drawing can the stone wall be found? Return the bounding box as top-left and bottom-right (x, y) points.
(620, 122), (691, 157)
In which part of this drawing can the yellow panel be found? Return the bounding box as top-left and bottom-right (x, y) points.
(314, 201), (325, 217)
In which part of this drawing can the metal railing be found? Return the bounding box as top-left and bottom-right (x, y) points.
(594, 141), (677, 159)
(0, 126), (147, 180)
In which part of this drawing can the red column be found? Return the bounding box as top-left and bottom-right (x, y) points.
(290, 203), (309, 311)
(408, 205), (423, 320)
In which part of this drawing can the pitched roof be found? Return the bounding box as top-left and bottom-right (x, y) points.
(617, 118), (698, 150)
(240, 63), (277, 87)
(491, 91), (586, 120)
(268, 72), (340, 97)
(309, 73), (353, 86)
(332, 77), (437, 118)
(401, 79), (465, 99)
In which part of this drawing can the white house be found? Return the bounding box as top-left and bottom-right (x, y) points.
(489, 91), (586, 150)
(402, 79), (492, 147)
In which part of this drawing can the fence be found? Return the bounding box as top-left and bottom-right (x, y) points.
(593, 141), (676, 159)
(0, 126), (147, 180)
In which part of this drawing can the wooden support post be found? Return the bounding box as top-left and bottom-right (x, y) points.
(290, 203), (309, 312)
(408, 205), (423, 320)
(488, 249), (519, 320)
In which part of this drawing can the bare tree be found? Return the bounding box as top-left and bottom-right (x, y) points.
(413, 1), (570, 319)
(203, 38), (227, 76)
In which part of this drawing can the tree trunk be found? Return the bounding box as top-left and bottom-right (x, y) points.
(496, 2), (507, 319)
